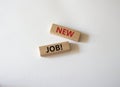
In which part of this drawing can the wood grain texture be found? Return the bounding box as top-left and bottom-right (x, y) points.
(50, 24), (80, 42)
(39, 41), (70, 56)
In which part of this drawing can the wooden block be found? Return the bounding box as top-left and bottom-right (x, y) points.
(50, 24), (80, 42)
(39, 41), (70, 56)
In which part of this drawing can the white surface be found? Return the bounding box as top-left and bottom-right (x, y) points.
(0, 0), (120, 87)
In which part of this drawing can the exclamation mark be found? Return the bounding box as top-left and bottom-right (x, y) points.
(60, 44), (63, 50)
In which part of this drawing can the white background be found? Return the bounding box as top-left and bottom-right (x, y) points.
(0, 0), (120, 87)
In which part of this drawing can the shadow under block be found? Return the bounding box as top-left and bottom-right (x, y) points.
(39, 41), (70, 56)
(50, 24), (80, 42)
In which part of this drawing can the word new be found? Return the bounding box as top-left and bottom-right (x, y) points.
(56, 27), (75, 37)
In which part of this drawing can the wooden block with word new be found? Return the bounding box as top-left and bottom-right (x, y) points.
(50, 24), (80, 42)
(39, 41), (70, 56)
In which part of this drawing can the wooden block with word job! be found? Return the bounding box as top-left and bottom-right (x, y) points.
(39, 41), (70, 56)
(50, 24), (80, 42)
